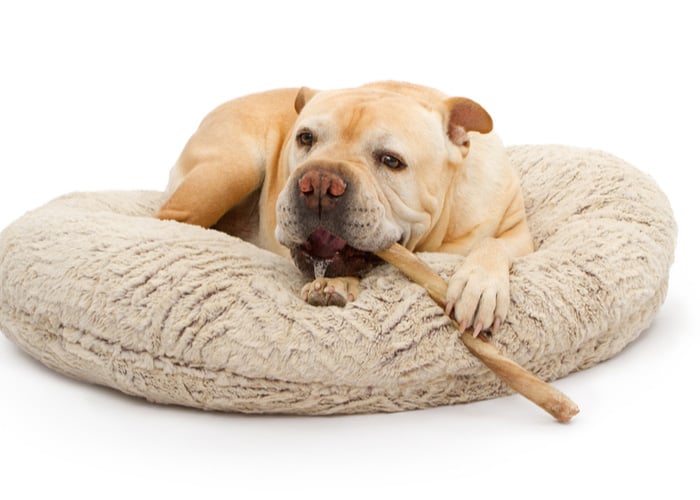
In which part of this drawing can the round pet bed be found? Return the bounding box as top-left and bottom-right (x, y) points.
(0, 145), (676, 414)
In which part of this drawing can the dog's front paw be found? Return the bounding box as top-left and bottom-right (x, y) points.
(445, 244), (510, 336)
(301, 277), (360, 307)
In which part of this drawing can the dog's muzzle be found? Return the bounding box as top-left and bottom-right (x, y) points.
(298, 167), (347, 216)
(276, 163), (397, 278)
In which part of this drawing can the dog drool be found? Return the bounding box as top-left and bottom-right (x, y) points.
(291, 227), (381, 279)
(313, 258), (332, 279)
(306, 227), (345, 278)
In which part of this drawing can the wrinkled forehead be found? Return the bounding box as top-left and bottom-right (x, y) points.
(298, 89), (444, 143)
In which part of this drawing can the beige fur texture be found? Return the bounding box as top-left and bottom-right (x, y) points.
(0, 145), (676, 414)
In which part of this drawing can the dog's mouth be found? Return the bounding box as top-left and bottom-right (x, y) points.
(290, 227), (383, 278)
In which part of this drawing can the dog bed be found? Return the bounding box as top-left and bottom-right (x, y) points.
(0, 145), (676, 414)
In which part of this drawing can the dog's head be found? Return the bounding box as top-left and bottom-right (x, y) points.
(275, 82), (493, 278)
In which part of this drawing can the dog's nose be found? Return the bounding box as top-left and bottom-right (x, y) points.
(298, 168), (347, 213)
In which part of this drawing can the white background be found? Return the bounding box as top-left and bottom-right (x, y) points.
(1, 1), (697, 498)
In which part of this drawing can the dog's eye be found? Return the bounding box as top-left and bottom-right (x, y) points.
(377, 152), (406, 170)
(296, 130), (315, 148)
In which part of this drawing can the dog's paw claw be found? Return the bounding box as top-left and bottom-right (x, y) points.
(301, 277), (360, 307)
(445, 247), (510, 334)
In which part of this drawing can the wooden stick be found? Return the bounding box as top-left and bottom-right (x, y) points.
(375, 243), (580, 423)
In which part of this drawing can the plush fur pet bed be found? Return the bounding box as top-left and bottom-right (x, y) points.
(0, 145), (676, 414)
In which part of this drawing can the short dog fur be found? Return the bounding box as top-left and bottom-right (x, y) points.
(157, 82), (534, 335)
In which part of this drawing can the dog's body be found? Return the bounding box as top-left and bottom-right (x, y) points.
(157, 82), (533, 334)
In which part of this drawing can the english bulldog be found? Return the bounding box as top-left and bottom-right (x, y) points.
(157, 82), (534, 335)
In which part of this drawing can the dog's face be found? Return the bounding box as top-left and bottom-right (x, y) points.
(275, 84), (492, 278)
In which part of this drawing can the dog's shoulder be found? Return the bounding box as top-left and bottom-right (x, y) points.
(198, 88), (300, 130)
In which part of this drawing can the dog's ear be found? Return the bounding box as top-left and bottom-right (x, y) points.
(445, 97), (493, 146)
(294, 87), (319, 114)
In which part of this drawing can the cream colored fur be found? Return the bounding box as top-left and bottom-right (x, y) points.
(0, 146), (676, 414)
(157, 83), (533, 332)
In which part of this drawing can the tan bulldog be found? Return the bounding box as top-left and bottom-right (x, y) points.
(157, 82), (534, 335)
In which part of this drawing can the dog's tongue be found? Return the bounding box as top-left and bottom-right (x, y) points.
(305, 227), (347, 259)
(292, 226), (381, 278)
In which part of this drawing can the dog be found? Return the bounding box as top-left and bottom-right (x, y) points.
(157, 82), (534, 335)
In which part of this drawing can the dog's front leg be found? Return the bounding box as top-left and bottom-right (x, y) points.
(445, 238), (511, 336)
(301, 277), (360, 307)
(444, 187), (535, 336)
